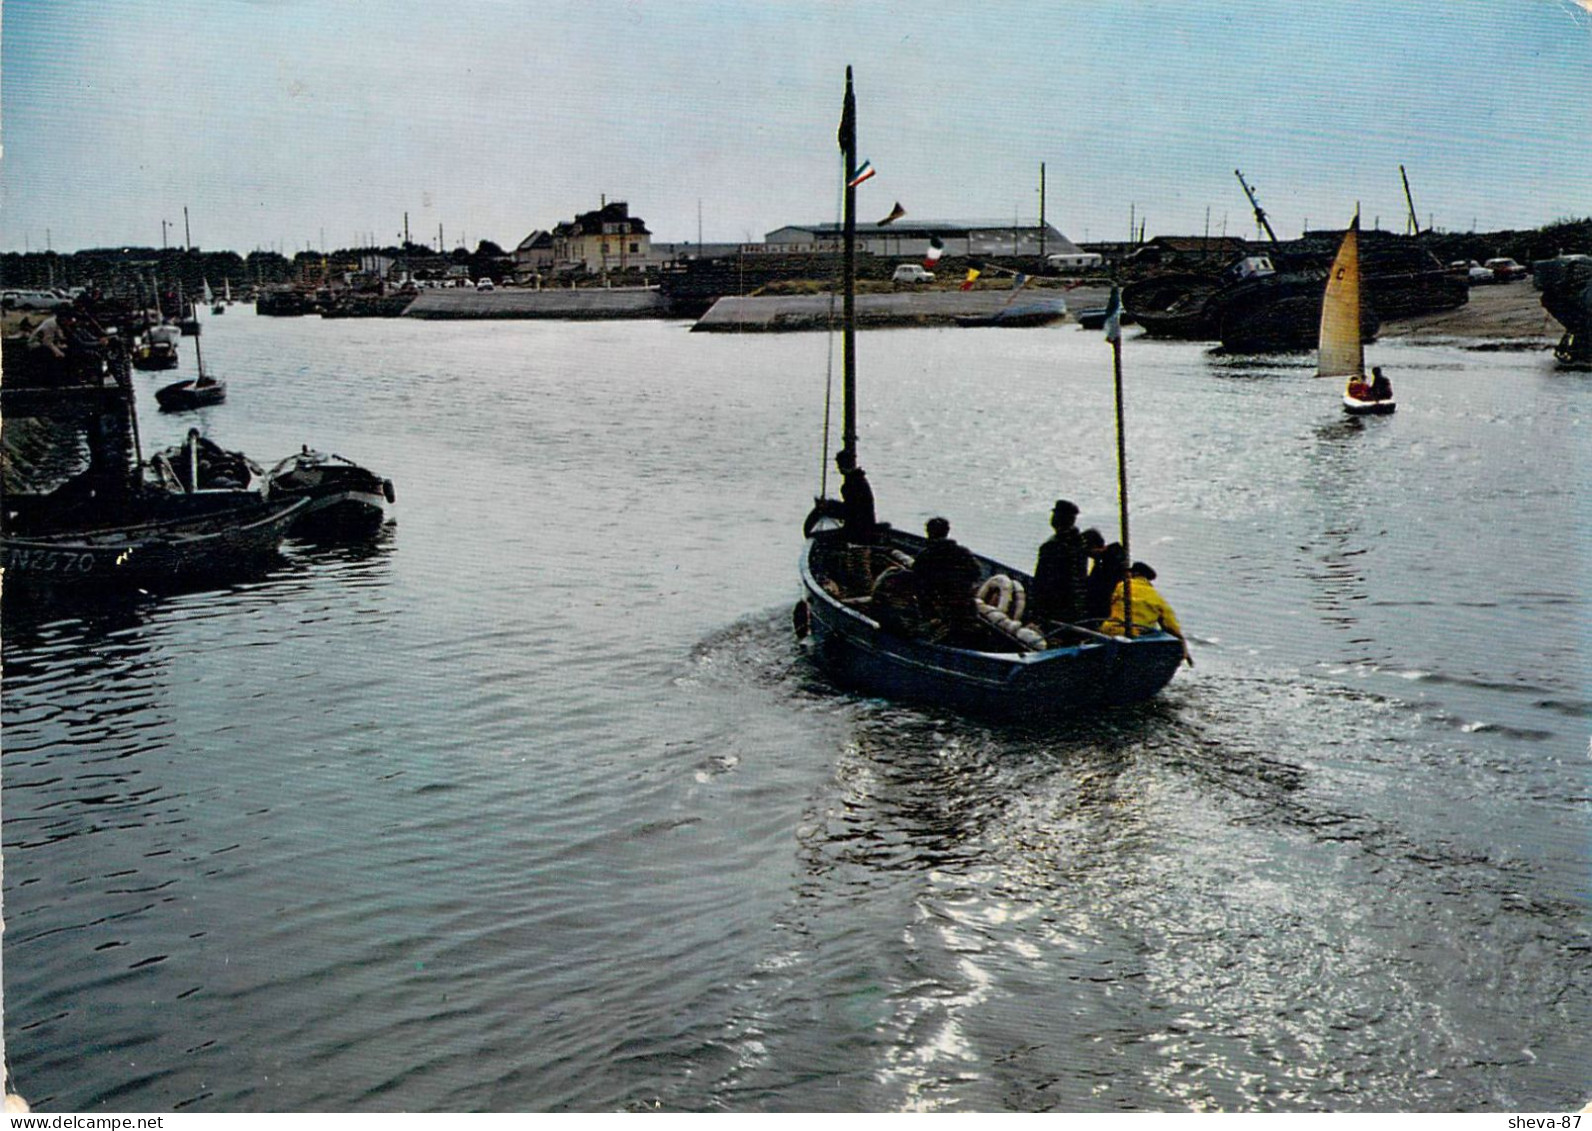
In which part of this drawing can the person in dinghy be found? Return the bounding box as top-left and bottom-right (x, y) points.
(1347, 366), (1393, 405)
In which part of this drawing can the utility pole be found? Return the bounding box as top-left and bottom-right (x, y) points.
(1038, 162), (1047, 259)
(162, 220), (171, 251)
(184, 206), (191, 251)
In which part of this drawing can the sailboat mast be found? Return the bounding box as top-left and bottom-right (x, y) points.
(839, 66), (858, 462)
(1110, 299), (1133, 633)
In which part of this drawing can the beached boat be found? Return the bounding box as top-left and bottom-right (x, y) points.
(0, 497), (307, 586)
(1319, 215), (1395, 415)
(797, 69), (1186, 718)
(266, 447), (394, 539)
(1533, 254), (1592, 369)
(953, 296), (1069, 328)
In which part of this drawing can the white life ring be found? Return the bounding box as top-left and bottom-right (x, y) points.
(976, 574), (1027, 622)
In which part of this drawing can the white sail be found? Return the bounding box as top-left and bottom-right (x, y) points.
(202, 278), (215, 305)
(1317, 217), (1363, 382)
(224, 277), (232, 302)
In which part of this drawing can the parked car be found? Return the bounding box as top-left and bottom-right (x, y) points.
(891, 264), (934, 284)
(1, 289), (68, 311)
(475, 278), (495, 292)
(1483, 258), (1528, 282)
(1450, 260), (1495, 285)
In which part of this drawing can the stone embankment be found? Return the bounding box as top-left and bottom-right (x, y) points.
(403, 287), (672, 320)
(692, 288), (1099, 332)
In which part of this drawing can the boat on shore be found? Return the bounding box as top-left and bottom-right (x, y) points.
(796, 69), (1186, 718)
(953, 296), (1069, 328)
(1533, 254), (1592, 369)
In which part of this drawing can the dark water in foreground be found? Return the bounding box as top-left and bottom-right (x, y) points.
(2, 311), (1588, 1112)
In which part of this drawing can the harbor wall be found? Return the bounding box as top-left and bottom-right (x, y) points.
(692, 288), (1103, 332)
(403, 287), (674, 321)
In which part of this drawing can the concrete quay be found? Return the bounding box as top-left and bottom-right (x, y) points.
(403, 286), (672, 320)
(691, 286), (1106, 332)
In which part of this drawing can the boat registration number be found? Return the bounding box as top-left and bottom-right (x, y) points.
(2, 547), (101, 574)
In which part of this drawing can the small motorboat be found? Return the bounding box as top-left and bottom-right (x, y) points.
(953, 297), (1069, 328)
(266, 447), (394, 540)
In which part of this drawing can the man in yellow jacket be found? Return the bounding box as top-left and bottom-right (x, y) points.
(1100, 561), (1193, 666)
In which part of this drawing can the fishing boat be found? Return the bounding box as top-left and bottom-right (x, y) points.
(796, 69), (1186, 718)
(131, 323), (181, 371)
(0, 497), (307, 586)
(265, 447), (395, 539)
(1320, 215), (1395, 415)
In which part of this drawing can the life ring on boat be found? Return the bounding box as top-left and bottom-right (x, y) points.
(976, 574), (1026, 622)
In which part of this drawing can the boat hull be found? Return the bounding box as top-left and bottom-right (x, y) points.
(1343, 395), (1396, 415)
(155, 379), (226, 411)
(266, 452), (394, 540)
(800, 531), (1183, 718)
(0, 498), (307, 586)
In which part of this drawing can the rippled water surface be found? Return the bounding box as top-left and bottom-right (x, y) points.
(3, 311), (1588, 1112)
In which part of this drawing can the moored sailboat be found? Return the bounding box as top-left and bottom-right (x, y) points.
(155, 289), (227, 412)
(796, 69), (1187, 718)
(1320, 215), (1395, 415)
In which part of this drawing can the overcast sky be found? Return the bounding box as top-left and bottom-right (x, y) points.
(3, 0), (1589, 255)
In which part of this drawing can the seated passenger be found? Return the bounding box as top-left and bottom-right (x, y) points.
(1099, 561), (1193, 666)
(912, 516), (982, 643)
(1369, 367), (1392, 400)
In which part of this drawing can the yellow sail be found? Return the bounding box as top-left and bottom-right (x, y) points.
(1317, 216), (1363, 382)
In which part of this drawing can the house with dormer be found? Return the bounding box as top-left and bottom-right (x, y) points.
(551, 201), (652, 273)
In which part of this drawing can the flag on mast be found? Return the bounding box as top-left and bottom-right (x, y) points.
(923, 236), (945, 269)
(878, 201), (906, 225)
(1103, 286), (1123, 343)
(847, 160), (876, 188)
(959, 268), (981, 292)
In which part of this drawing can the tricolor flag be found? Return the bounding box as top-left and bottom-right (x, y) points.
(1103, 286), (1123, 343)
(847, 160), (876, 188)
(878, 201), (906, 226)
(959, 268), (981, 292)
(923, 236), (945, 269)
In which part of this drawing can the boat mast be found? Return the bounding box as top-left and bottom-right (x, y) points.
(1400, 164), (1421, 236)
(839, 66), (858, 462)
(1108, 289), (1133, 633)
(1234, 169), (1278, 243)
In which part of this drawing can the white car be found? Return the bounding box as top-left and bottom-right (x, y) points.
(1451, 260), (1495, 285)
(475, 278), (495, 292)
(891, 264), (934, 284)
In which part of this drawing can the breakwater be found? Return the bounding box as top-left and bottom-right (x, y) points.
(403, 286), (671, 320)
(691, 287), (1103, 332)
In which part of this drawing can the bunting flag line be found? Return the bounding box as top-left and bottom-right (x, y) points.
(1011, 273), (1029, 291)
(1103, 286), (1123, 343)
(878, 201), (906, 226)
(847, 160), (877, 188)
(923, 236), (945, 269)
(959, 268), (981, 292)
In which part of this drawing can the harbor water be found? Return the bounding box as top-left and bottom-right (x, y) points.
(2, 311), (1587, 1112)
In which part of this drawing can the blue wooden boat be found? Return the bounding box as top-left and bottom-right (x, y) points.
(797, 69), (1186, 718)
(801, 527), (1184, 716)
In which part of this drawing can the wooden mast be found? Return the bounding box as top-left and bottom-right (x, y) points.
(839, 66), (858, 462)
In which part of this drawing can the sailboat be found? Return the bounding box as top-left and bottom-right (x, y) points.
(795, 68), (1186, 717)
(156, 287), (226, 411)
(207, 277), (225, 315)
(1321, 214), (1395, 415)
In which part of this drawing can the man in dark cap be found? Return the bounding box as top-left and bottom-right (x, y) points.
(912, 516), (982, 643)
(834, 447), (877, 538)
(1031, 499), (1088, 626)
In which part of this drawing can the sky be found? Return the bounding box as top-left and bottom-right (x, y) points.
(2, 0), (1589, 256)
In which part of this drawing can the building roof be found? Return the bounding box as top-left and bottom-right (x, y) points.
(554, 201), (651, 239)
(516, 230), (553, 251)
